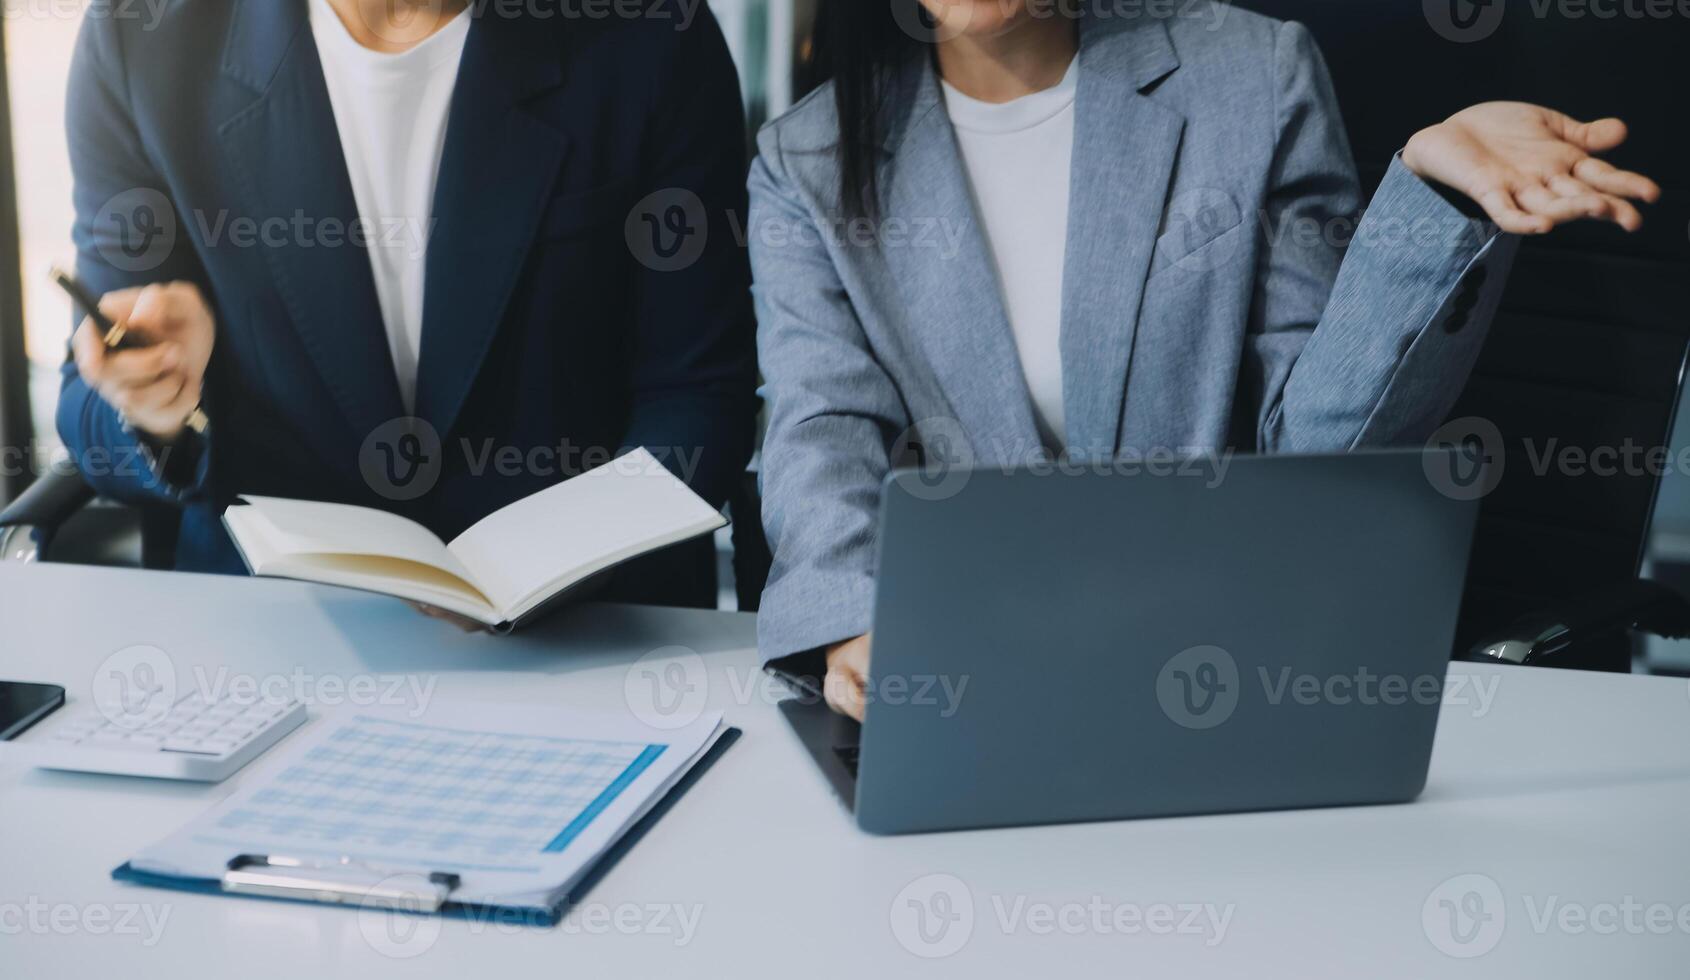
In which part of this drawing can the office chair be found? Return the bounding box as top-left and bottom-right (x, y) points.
(0, 463), (94, 563)
(0, 458), (183, 568)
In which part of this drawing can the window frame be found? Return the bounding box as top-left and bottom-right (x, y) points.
(0, 27), (32, 505)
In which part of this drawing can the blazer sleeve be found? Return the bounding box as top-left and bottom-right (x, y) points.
(618, 8), (759, 511)
(1248, 20), (1520, 453)
(749, 137), (910, 665)
(59, 12), (213, 504)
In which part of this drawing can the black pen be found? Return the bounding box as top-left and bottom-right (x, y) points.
(52, 265), (211, 436)
(50, 266), (136, 349)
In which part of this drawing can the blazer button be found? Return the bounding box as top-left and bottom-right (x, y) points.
(1444, 266), (1487, 334)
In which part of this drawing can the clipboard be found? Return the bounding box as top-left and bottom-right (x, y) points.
(111, 726), (740, 926)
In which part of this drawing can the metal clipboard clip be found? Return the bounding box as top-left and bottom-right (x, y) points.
(222, 854), (462, 913)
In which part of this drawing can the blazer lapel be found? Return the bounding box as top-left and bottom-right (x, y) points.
(216, 0), (405, 438)
(413, 13), (569, 441)
(883, 60), (1043, 462)
(1060, 16), (1184, 458)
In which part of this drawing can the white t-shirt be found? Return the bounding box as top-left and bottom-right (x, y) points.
(308, 0), (471, 413)
(942, 57), (1078, 451)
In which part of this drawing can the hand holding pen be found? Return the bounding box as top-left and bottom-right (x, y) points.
(54, 268), (214, 443)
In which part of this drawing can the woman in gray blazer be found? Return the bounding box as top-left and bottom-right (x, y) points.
(749, 0), (1660, 719)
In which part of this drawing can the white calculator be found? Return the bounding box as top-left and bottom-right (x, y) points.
(13, 691), (307, 782)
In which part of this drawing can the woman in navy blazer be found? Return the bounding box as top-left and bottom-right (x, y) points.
(59, 0), (758, 608)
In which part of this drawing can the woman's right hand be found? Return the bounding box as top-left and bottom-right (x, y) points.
(823, 633), (872, 722)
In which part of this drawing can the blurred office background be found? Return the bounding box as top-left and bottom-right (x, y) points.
(3, 1), (1689, 666)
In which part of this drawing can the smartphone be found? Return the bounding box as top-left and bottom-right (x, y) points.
(0, 681), (66, 740)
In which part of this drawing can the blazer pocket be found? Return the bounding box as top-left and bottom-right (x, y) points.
(542, 179), (634, 239)
(1151, 194), (1247, 275)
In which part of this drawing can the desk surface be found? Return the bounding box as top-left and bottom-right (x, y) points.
(3, 562), (1689, 978)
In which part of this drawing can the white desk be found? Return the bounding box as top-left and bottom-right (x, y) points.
(3, 562), (1689, 977)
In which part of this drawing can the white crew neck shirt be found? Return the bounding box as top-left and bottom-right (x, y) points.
(942, 56), (1078, 451)
(308, 0), (471, 413)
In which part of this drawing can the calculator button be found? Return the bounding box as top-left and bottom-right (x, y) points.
(161, 738), (221, 755)
(87, 731), (140, 749)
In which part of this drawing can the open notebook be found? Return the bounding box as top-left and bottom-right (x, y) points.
(223, 448), (725, 631)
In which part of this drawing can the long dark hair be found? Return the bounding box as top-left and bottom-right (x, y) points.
(809, 1), (930, 220)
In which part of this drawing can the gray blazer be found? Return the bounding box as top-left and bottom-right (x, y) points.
(748, 5), (1518, 663)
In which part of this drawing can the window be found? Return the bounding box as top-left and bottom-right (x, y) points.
(5, 3), (81, 455)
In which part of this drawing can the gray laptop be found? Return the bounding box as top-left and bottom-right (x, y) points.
(776, 449), (1480, 834)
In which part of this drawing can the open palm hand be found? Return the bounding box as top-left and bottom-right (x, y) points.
(1403, 102), (1661, 235)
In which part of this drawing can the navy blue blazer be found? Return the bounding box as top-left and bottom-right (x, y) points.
(59, 0), (758, 606)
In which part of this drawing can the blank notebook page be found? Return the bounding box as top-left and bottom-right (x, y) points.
(446, 448), (724, 617)
(235, 496), (473, 582)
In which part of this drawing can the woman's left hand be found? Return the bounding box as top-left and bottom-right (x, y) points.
(1402, 102), (1661, 236)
